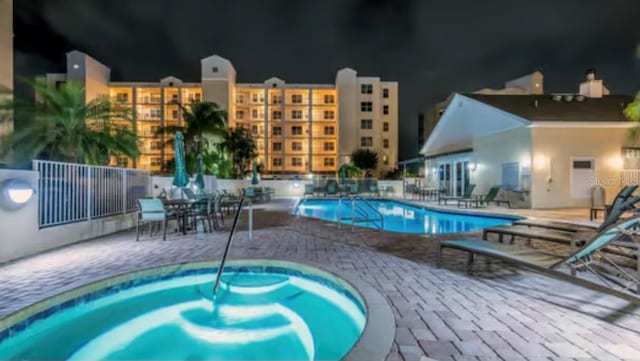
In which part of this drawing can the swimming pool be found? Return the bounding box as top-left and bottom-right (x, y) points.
(0, 261), (367, 360)
(295, 199), (519, 234)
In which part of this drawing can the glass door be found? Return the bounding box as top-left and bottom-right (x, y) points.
(438, 163), (451, 195)
(454, 160), (470, 197)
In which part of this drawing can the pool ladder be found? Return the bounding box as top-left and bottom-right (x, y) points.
(212, 197), (252, 302)
(337, 196), (384, 232)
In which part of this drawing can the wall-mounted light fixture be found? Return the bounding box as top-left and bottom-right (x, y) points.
(0, 179), (36, 210)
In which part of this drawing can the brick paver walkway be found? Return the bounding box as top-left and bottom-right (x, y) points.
(1, 199), (640, 361)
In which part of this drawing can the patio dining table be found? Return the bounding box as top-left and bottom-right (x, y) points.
(162, 198), (210, 235)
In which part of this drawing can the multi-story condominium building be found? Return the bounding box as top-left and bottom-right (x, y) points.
(46, 51), (398, 175)
(0, 0), (13, 145)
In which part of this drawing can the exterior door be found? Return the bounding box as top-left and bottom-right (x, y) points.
(570, 157), (595, 199)
(454, 160), (470, 197)
(438, 163), (451, 195)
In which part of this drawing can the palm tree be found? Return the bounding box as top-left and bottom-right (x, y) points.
(0, 79), (139, 165)
(351, 148), (379, 177)
(222, 126), (258, 178)
(157, 101), (227, 155)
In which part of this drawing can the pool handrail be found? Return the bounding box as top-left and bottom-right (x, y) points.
(337, 196), (384, 231)
(212, 197), (247, 302)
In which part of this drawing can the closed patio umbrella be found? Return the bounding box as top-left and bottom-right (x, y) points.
(172, 131), (189, 188)
(194, 154), (205, 190)
(251, 161), (259, 185)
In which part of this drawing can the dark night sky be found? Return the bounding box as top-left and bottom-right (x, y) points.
(12, 0), (640, 160)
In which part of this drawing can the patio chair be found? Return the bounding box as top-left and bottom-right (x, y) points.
(303, 184), (314, 198)
(208, 193), (225, 230)
(605, 185), (638, 216)
(243, 187), (257, 201)
(438, 215), (640, 301)
(326, 182), (339, 197)
(369, 183), (379, 197)
(348, 183), (359, 196)
(136, 198), (178, 241)
(438, 184), (476, 206)
(457, 186), (510, 208)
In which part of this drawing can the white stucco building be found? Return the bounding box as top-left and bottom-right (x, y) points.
(420, 70), (635, 208)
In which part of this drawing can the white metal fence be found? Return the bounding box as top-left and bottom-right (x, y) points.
(33, 160), (151, 228)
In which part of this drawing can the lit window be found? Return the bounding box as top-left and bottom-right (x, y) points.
(323, 110), (335, 120)
(324, 142), (334, 151)
(292, 157), (303, 167)
(383, 122), (389, 132)
(292, 142), (303, 151)
(236, 95), (245, 104)
(150, 157), (162, 166)
(324, 158), (335, 167)
(272, 158), (282, 166)
(360, 102), (373, 112)
(292, 110), (303, 119)
(360, 84), (373, 94)
(116, 156), (128, 168)
(251, 125), (258, 134)
(324, 94), (335, 104)
(360, 119), (373, 129)
(236, 110), (245, 120)
(272, 95), (282, 104)
(292, 94), (303, 104)
(361, 137), (373, 147)
(324, 126), (335, 135)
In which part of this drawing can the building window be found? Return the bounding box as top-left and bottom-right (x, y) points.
(251, 93), (264, 103)
(272, 126), (282, 135)
(115, 92), (129, 103)
(272, 111), (282, 120)
(324, 158), (335, 167)
(170, 94), (178, 103)
(383, 105), (389, 115)
(323, 110), (335, 120)
(150, 141), (163, 150)
(251, 125), (258, 134)
(272, 142), (282, 151)
(212, 66), (219, 72)
(292, 94), (303, 104)
(292, 110), (303, 120)
(236, 94), (245, 104)
(272, 95), (282, 104)
(272, 158), (282, 167)
(383, 122), (389, 132)
(116, 156), (128, 168)
(360, 102), (373, 112)
(361, 84), (373, 94)
(292, 142), (303, 151)
(360, 119), (373, 129)
(383, 88), (389, 98)
(150, 157), (162, 166)
(383, 139), (389, 149)
(360, 137), (373, 147)
(383, 155), (389, 165)
(324, 94), (335, 104)
(324, 126), (335, 135)
(324, 142), (334, 151)
(291, 126), (303, 135)
(292, 157), (303, 167)
(236, 110), (245, 120)
(171, 110), (179, 120)
(194, 93), (201, 102)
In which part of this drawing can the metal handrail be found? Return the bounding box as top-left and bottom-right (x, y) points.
(355, 197), (384, 230)
(212, 197), (247, 302)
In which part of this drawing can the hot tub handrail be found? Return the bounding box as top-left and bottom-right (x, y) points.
(213, 197), (247, 301)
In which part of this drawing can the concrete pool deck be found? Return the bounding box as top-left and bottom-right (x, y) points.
(1, 198), (640, 361)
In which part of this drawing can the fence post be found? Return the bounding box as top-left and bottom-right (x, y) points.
(87, 166), (92, 221)
(122, 168), (127, 214)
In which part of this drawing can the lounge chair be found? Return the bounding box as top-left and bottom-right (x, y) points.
(369, 183), (379, 197)
(438, 216), (640, 300)
(458, 186), (509, 208)
(136, 198), (178, 241)
(243, 187), (257, 201)
(326, 182), (339, 197)
(438, 184), (476, 206)
(303, 184), (314, 198)
(483, 196), (640, 259)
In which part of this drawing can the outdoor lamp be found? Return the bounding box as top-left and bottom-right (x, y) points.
(0, 179), (36, 210)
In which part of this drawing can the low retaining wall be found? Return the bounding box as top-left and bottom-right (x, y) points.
(0, 169), (137, 264)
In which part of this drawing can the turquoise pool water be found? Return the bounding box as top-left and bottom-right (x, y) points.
(0, 265), (365, 360)
(296, 199), (517, 234)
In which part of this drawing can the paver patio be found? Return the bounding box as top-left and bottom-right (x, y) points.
(1, 198), (640, 361)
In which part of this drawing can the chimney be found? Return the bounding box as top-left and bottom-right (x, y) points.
(579, 68), (604, 98)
